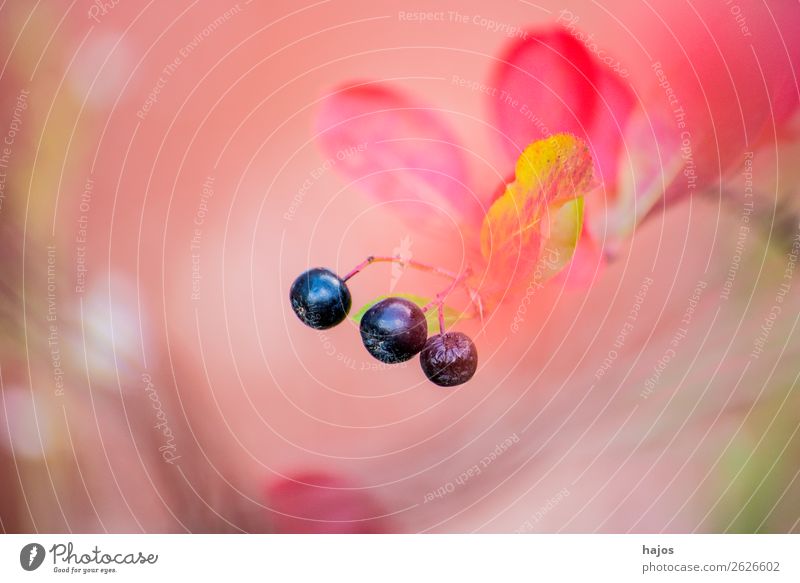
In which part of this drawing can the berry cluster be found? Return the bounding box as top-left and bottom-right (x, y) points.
(289, 258), (478, 387)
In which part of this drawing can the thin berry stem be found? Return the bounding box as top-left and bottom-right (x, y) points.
(421, 267), (473, 330)
(343, 255), (484, 323)
(342, 255), (460, 282)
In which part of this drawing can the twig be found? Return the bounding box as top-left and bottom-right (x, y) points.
(342, 255), (459, 282)
(343, 255), (484, 325)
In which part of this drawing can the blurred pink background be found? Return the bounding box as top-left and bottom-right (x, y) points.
(0, 0), (799, 533)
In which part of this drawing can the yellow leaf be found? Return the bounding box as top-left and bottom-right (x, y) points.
(536, 196), (584, 283)
(479, 134), (593, 282)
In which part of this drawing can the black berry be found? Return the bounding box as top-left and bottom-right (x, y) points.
(290, 268), (351, 329)
(360, 297), (427, 363)
(420, 332), (478, 387)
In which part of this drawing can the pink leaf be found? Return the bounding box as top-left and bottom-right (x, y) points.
(490, 28), (635, 184)
(315, 83), (483, 228)
(588, 107), (684, 253)
(491, 29), (598, 162)
(586, 70), (636, 190)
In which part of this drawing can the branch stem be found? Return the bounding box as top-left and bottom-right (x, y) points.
(342, 255), (484, 326)
(342, 255), (460, 282)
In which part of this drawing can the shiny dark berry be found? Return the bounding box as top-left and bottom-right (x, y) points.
(359, 297), (427, 363)
(290, 268), (351, 329)
(419, 332), (478, 387)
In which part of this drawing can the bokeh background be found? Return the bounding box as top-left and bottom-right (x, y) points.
(0, 0), (799, 533)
